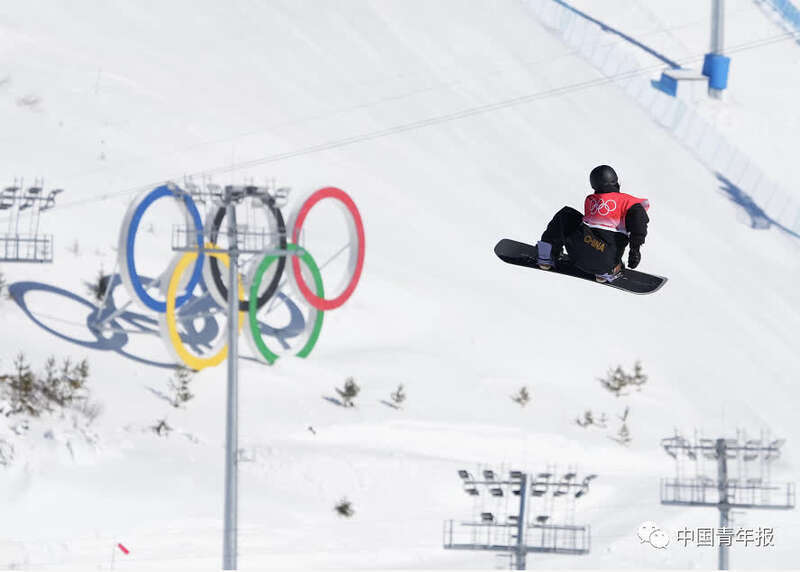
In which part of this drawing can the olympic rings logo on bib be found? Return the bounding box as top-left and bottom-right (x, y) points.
(116, 183), (365, 370)
(588, 197), (617, 217)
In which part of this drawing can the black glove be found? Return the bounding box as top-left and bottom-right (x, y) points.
(627, 247), (641, 269)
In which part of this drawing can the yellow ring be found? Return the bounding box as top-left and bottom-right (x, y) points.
(165, 244), (245, 370)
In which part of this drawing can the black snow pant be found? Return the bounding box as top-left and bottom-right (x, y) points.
(541, 206), (628, 275)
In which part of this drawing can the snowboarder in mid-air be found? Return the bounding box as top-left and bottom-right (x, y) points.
(493, 165), (664, 294)
(535, 165), (650, 282)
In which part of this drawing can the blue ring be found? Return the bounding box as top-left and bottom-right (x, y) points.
(126, 185), (204, 312)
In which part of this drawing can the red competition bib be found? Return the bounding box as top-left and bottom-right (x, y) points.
(582, 192), (649, 234)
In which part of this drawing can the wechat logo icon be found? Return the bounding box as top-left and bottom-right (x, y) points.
(638, 521), (671, 549)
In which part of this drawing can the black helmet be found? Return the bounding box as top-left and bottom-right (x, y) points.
(589, 165), (620, 193)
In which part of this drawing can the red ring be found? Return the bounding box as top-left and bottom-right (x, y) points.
(291, 187), (365, 311)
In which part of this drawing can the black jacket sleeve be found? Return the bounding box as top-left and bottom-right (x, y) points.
(625, 203), (649, 250)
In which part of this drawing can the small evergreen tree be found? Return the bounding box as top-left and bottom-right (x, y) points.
(610, 423), (632, 446)
(152, 419), (172, 437)
(63, 358), (89, 406)
(40, 357), (89, 409)
(334, 497), (354, 518)
(167, 365), (194, 408)
(85, 268), (108, 302)
(575, 410), (594, 428)
(41, 357), (67, 408)
(628, 361), (648, 391)
(598, 362), (648, 397)
(390, 384), (406, 406)
(6, 353), (39, 416)
(336, 377), (360, 407)
(598, 365), (628, 397)
(511, 386), (530, 407)
(0, 355), (91, 418)
(576, 410), (609, 429)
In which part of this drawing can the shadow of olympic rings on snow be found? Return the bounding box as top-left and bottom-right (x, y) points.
(10, 279), (175, 369)
(9, 273), (309, 370)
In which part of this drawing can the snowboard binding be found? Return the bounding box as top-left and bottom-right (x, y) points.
(595, 263), (624, 283)
(534, 241), (554, 270)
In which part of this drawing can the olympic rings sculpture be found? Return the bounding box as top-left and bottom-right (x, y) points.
(115, 182), (365, 370)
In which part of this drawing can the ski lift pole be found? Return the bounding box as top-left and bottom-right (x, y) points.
(716, 438), (730, 571)
(222, 193), (240, 570)
(709, 0), (726, 99)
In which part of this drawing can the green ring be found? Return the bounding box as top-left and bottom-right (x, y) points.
(248, 243), (324, 364)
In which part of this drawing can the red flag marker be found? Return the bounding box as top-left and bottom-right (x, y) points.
(117, 543), (130, 555)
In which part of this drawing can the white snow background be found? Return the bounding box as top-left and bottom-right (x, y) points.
(0, 0), (798, 569)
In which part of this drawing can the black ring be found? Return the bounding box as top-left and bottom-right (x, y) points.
(208, 200), (286, 311)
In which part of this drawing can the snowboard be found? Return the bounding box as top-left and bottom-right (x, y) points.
(494, 238), (667, 295)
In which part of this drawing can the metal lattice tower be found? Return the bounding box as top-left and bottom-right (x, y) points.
(0, 179), (63, 263)
(660, 429), (795, 570)
(443, 465), (596, 570)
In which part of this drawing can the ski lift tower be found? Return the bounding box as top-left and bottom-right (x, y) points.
(444, 465), (596, 570)
(171, 181), (292, 571)
(660, 430), (795, 570)
(0, 179), (62, 263)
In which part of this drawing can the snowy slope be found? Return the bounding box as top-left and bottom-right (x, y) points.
(565, 0), (800, 193)
(0, 1), (798, 569)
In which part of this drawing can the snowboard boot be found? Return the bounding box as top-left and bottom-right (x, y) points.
(535, 241), (556, 270)
(595, 262), (623, 283)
